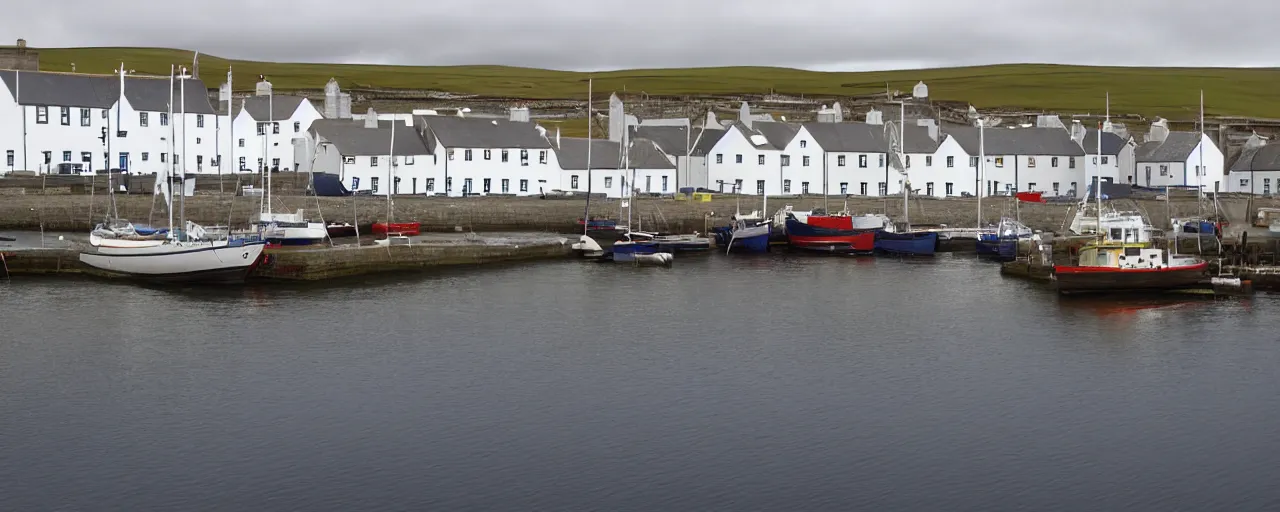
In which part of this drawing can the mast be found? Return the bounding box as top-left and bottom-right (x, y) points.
(582, 78), (592, 236)
(977, 117), (984, 228)
(387, 113), (396, 224)
(179, 66), (189, 236)
(1198, 89), (1205, 216)
(266, 83), (273, 217)
(167, 64), (175, 237)
(1096, 117), (1103, 237)
(900, 101), (909, 230)
(107, 62), (123, 220)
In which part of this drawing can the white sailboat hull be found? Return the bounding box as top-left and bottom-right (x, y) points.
(79, 242), (266, 283)
(89, 232), (167, 250)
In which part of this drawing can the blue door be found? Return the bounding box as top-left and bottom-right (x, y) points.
(118, 152), (128, 171)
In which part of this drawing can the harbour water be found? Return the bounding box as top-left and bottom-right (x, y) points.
(2, 255), (1279, 510)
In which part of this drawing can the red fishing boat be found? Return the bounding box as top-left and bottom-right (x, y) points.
(371, 222), (420, 236)
(1053, 242), (1208, 294)
(784, 214), (876, 253)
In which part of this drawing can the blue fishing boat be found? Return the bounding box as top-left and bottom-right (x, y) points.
(608, 233), (662, 262)
(976, 218), (1032, 261)
(723, 219), (771, 254)
(874, 231), (939, 256)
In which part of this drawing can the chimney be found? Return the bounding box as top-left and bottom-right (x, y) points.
(816, 105), (836, 123)
(832, 101), (844, 123)
(865, 108), (883, 125)
(916, 118), (938, 141)
(1070, 120), (1086, 146)
(608, 93), (624, 142)
(509, 106), (530, 123)
(555, 126), (561, 149)
(254, 75), (272, 96)
(1147, 118), (1169, 143)
(364, 108), (378, 129)
(1035, 114), (1065, 130)
(912, 81), (929, 99)
(704, 111), (720, 130)
(324, 78), (340, 119)
(739, 101), (752, 129)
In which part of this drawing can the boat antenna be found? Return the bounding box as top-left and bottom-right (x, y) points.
(582, 78), (592, 236)
(1096, 118), (1103, 242)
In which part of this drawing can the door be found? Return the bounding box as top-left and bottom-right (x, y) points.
(118, 152), (128, 171)
(1145, 167), (1151, 186)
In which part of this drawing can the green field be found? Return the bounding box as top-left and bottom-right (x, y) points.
(29, 46), (1280, 119)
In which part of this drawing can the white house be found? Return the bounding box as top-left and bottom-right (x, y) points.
(1134, 121), (1224, 192)
(553, 135), (677, 198)
(801, 122), (891, 196)
(309, 114), (435, 196)
(1072, 124), (1134, 188)
(900, 121), (972, 198)
(226, 78), (322, 173)
(416, 113), (558, 197)
(1226, 138), (1279, 195)
(705, 121), (789, 195)
(946, 124), (1087, 197)
(0, 69), (221, 176)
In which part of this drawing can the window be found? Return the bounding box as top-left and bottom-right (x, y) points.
(238, 138), (245, 148)
(272, 122), (279, 134)
(840, 182), (848, 194)
(1028, 182), (1037, 191)
(1051, 157), (1059, 167)
(539, 150), (547, 164)
(878, 182), (887, 195)
(925, 156), (932, 167)
(800, 140), (807, 148)
(878, 155), (885, 167)
(238, 156), (245, 169)
(716, 154), (723, 164)
(995, 157), (1004, 168)
(482, 179), (491, 193)
(781, 155), (790, 166)
(857, 154), (865, 167)
(426, 178), (435, 193)
(604, 175), (614, 189)
(838, 155), (847, 166)
(5, 150), (12, 166)
(860, 182), (868, 195)
(520, 179), (529, 192)
(160, 113), (169, 126)
(520, 149), (529, 166)
(448, 149), (455, 160)
(501, 179), (510, 193)
(970, 156), (978, 167)
(757, 154), (765, 165)
(371, 156), (379, 167)
(197, 115), (205, 128)
(293, 121), (299, 133)
(783, 179), (791, 193)
(946, 156), (954, 168)
(1265, 179), (1272, 195)
(80, 108), (90, 127)
(446, 177), (453, 193)
(1102, 156), (1109, 165)
(1053, 182), (1060, 195)
(196, 155), (203, 170)
(501, 150), (509, 162)
(571, 175), (579, 189)
(1240, 178), (1250, 187)
(62, 151), (71, 162)
(271, 158), (280, 169)
(662, 176), (668, 192)
(736, 154), (743, 164)
(101, 109), (107, 119)
(802, 182), (810, 194)
(195, 138), (201, 144)
(371, 177), (380, 193)
(734, 179), (743, 192)
(1027, 157), (1037, 168)
(945, 183), (954, 195)
(80, 152), (91, 162)
(757, 180), (765, 195)
(42, 151), (51, 164)
(161, 153), (167, 163)
(484, 149), (491, 160)
(1069, 157), (1076, 168)
(1159, 165), (1169, 176)
(256, 123), (265, 135)
(60, 107), (70, 125)
(405, 156), (414, 165)
(926, 183), (934, 196)
(464, 149), (473, 161)
(1070, 182), (1077, 195)
(36, 106), (48, 124)
(802, 156), (810, 167)
(905, 155), (911, 168)
(1195, 165), (1204, 176)
(342, 156), (355, 164)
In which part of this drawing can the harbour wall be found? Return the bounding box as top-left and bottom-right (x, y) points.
(3, 193), (1279, 235)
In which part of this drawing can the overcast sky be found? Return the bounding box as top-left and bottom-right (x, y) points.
(2, 0), (1264, 71)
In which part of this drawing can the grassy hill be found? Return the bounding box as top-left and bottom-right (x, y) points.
(30, 46), (1280, 120)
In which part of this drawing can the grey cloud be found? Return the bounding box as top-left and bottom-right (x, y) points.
(2, 0), (1274, 71)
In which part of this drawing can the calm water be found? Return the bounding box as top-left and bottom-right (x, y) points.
(2, 255), (1279, 511)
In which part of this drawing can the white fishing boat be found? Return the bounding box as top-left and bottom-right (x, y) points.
(255, 210), (328, 246)
(80, 240), (266, 283)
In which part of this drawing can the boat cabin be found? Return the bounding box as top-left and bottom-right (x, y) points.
(1077, 243), (1197, 270)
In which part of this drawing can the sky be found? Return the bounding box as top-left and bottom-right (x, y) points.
(1, 0), (1266, 71)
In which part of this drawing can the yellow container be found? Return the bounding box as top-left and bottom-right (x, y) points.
(692, 192), (713, 202)
(675, 193), (689, 201)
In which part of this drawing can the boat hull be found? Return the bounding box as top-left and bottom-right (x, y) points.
(874, 231), (939, 256)
(326, 224), (358, 238)
(78, 242), (266, 284)
(729, 233), (770, 253)
(785, 218), (875, 253)
(1052, 262), (1209, 294)
(610, 241), (660, 262)
(371, 222), (421, 236)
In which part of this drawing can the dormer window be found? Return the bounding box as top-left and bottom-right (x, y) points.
(799, 140), (807, 148)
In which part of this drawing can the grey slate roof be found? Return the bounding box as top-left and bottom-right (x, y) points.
(240, 95), (305, 121)
(728, 121), (778, 150)
(418, 115), (552, 149)
(1080, 129), (1127, 156)
(629, 125), (690, 156)
(0, 70), (216, 114)
(1135, 131), (1200, 163)
(945, 126), (1086, 156)
(900, 124), (941, 153)
(802, 122), (886, 152)
(752, 121), (801, 149)
(690, 127), (726, 156)
(555, 137), (676, 170)
(310, 119), (432, 156)
(1230, 144), (1280, 172)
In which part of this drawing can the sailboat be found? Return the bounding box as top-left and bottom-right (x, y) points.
(374, 115), (416, 245)
(79, 65), (266, 283)
(249, 74), (328, 246)
(873, 105), (937, 256)
(608, 136), (669, 263)
(718, 192), (771, 254)
(89, 63), (168, 250)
